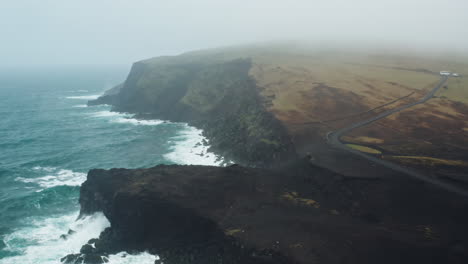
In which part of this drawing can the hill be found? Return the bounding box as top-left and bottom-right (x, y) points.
(90, 44), (468, 179)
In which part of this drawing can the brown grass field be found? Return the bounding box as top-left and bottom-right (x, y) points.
(241, 48), (468, 177)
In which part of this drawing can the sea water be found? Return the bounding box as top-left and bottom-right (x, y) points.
(0, 66), (222, 264)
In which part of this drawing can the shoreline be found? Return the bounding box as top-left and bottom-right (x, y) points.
(64, 161), (468, 264)
(87, 57), (297, 168)
(88, 106), (230, 166)
(72, 50), (468, 264)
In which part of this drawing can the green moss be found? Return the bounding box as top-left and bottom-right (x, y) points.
(281, 192), (320, 209)
(115, 56), (295, 166)
(225, 228), (243, 236)
(345, 144), (382, 154)
(260, 138), (280, 147)
(181, 59), (252, 113)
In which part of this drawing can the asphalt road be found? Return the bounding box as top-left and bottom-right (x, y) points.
(328, 76), (468, 198)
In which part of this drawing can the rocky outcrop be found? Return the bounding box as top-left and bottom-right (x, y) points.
(64, 161), (468, 264)
(87, 83), (123, 106)
(88, 57), (296, 167)
(78, 48), (468, 264)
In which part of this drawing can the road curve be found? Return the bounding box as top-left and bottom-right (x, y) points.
(328, 76), (468, 198)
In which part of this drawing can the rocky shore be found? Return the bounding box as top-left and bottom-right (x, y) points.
(88, 57), (296, 168)
(63, 160), (468, 264)
(74, 49), (468, 264)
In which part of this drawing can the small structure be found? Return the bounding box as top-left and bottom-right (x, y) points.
(440, 71), (451, 76)
(452, 73), (460, 77)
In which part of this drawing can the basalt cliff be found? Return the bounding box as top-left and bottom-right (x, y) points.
(70, 46), (468, 264)
(64, 161), (468, 264)
(89, 54), (296, 168)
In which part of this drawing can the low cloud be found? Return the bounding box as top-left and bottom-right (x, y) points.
(1, 0), (467, 65)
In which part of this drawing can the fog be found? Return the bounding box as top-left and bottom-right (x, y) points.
(1, 0), (468, 66)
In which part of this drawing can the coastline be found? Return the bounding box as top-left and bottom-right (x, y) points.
(64, 161), (468, 264)
(67, 51), (468, 264)
(88, 57), (297, 168)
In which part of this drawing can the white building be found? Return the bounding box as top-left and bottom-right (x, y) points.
(452, 73), (460, 77)
(440, 71), (451, 76)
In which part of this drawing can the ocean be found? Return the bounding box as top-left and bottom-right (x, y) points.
(0, 66), (222, 264)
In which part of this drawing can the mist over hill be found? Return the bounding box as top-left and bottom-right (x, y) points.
(1, 0), (468, 66)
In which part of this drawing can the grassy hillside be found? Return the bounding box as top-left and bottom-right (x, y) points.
(102, 44), (468, 173)
(110, 55), (296, 167)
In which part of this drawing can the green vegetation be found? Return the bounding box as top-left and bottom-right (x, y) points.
(281, 192), (320, 208)
(225, 228), (243, 236)
(182, 60), (248, 112)
(260, 138), (280, 147)
(114, 44), (468, 168)
(437, 77), (468, 104)
(384, 156), (468, 167)
(342, 136), (385, 144)
(345, 144), (382, 154)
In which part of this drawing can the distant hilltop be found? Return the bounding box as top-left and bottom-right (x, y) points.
(89, 44), (468, 178)
(74, 44), (468, 264)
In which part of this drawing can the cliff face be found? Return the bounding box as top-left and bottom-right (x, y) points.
(77, 47), (468, 264)
(90, 57), (296, 167)
(64, 162), (468, 264)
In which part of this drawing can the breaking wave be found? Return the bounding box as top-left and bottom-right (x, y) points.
(15, 167), (86, 191)
(164, 124), (224, 166)
(0, 212), (158, 264)
(89, 110), (164, 126)
(0, 212), (109, 264)
(66, 95), (101, 100)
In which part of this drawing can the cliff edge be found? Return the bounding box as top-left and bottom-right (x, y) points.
(77, 46), (468, 263)
(63, 162), (468, 264)
(89, 55), (296, 167)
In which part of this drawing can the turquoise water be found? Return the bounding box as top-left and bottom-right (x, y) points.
(0, 66), (221, 263)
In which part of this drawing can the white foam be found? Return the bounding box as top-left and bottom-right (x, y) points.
(72, 104), (87, 108)
(16, 168), (86, 191)
(90, 111), (123, 118)
(89, 110), (164, 126)
(164, 124), (224, 166)
(66, 95), (101, 100)
(0, 212), (159, 264)
(114, 117), (164, 126)
(107, 252), (159, 264)
(32, 166), (56, 172)
(0, 212), (110, 264)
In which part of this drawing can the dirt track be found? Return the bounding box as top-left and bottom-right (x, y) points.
(328, 76), (468, 197)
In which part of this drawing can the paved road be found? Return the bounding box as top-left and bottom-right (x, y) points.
(328, 76), (468, 198)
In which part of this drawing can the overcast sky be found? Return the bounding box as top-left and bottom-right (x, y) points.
(1, 0), (468, 66)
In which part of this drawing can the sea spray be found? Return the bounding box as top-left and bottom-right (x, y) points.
(66, 95), (102, 100)
(16, 168), (86, 191)
(0, 212), (109, 264)
(89, 110), (164, 126)
(0, 68), (222, 263)
(164, 124), (224, 166)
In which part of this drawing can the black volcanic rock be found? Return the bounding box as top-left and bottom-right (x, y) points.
(69, 161), (468, 264)
(61, 253), (109, 264)
(78, 46), (468, 264)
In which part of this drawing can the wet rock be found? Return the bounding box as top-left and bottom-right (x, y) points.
(65, 161), (468, 264)
(81, 244), (96, 254)
(61, 253), (109, 264)
(60, 229), (77, 240)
